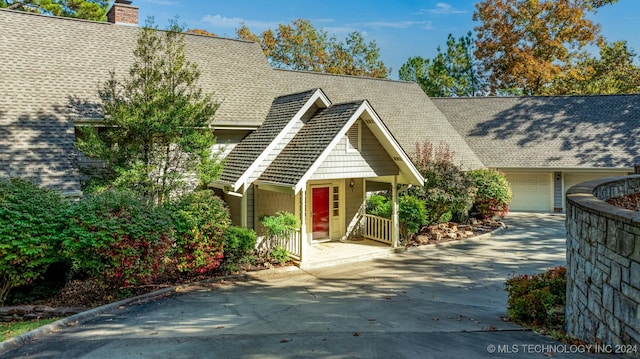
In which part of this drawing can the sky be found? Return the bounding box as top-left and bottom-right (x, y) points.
(136, 0), (640, 80)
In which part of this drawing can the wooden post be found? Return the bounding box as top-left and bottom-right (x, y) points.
(300, 187), (307, 262)
(392, 176), (399, 248)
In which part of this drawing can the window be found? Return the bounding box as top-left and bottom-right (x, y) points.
(346, 122), (360, 152)
(332, 186), (340, 216)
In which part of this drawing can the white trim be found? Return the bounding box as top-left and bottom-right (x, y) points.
(232, 89), (332, 192)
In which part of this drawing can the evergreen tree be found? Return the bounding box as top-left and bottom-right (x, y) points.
(77, 20), (222, 204)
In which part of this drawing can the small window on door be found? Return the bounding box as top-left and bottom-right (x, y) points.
(346, 122), (360, 152)
(332, 186), (339, 216)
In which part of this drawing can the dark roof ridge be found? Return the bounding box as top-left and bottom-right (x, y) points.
(273, 88), (320, 100)
(273, 68), (414, 84)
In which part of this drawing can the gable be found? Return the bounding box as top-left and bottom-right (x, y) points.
(216, 89), (330, 192)
(311, 119), (398, 180)
(257, 99), (423, 192)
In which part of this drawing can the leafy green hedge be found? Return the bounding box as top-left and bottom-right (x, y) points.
(223, 226), (257, 271)
(0, 178), (69, 305)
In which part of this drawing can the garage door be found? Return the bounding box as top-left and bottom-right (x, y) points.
(504, 172), (553, 212)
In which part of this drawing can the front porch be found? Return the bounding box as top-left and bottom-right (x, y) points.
(299, 237), (398, 270)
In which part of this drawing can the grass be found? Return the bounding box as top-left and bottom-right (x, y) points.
(0, 318), (59, 342)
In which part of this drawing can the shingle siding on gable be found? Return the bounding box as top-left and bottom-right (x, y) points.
(311, 121), (398, 180)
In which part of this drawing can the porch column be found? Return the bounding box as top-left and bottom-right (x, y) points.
(391, 175), (399, 248)
(240, 190), (248, 228)
(300, 187), (307, 262)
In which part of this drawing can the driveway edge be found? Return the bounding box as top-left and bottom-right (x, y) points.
(0, 265), (301, 354)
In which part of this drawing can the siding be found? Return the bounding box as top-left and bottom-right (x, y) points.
(254, 187), (295, 236)
(311, 120), (398, 180)
(345, 178), (365, 237)
(213, 129), (251, 159)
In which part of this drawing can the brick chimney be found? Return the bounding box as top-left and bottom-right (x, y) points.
(107, 0), (138, 26)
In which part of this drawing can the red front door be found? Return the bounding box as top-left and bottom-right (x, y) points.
(312, 187), (330, 240)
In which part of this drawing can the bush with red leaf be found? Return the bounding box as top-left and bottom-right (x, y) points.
(62, 189), (174, 290)
(166, 190), (230, 274)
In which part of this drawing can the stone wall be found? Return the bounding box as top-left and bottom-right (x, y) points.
(565, 175), (640, 354)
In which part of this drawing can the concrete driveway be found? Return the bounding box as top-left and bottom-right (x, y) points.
(2, 213), (603, 358)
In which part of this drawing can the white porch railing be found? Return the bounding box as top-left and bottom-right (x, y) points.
(256, 231), (301, 260)
(283, 230), (301, 260)
(361, 214), (392, 245)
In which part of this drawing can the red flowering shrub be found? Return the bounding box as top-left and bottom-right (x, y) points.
(505, 266), (566, 329)
(469, 168), (512, 219)
(62, 189), (174, 289)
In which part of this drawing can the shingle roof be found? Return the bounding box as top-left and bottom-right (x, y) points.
(259, 101), (363, 186)
(432, 95), (640, 168)
(218, 89), (318, 184)
(0, 9), (275, 192)
(272, 70), (485, 169)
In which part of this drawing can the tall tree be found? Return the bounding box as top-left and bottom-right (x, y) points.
(550, 41), (640, 94)
(473, 0), (615, 95)
(77, 20), (222, 204)
(399, 33), (485, 97)
(326, 32), (388, 78)
(237, 19), (389, 78)
(1, 0), (109, 21)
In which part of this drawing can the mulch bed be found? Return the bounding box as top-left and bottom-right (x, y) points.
(606, 192), (640, 211)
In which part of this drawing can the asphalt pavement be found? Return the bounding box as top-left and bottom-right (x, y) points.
(1, 213), (608, 358)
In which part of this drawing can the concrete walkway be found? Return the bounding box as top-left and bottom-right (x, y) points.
(2, 213), (604, 358)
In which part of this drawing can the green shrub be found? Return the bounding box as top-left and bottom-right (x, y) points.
(166, 190), (230, 274)
(270, 246), (290, 264)
(223, 226), (257, 270)
(408, 141), (476, 225)
(470, 169), (512, 219)
(0, 178), (70, 305)
(366, 194), (392, 218)
(398, 196), (428, 235)
(261, 211), (299, 248)
(366, 194), (428, 237)
(505, 266), (566, 330)
(62, 189), (173, 289)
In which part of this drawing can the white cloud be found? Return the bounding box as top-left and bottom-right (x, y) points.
(200, 14), (279, 31)
(364, 20), (433, 29)
(419, 2), (467, 15)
